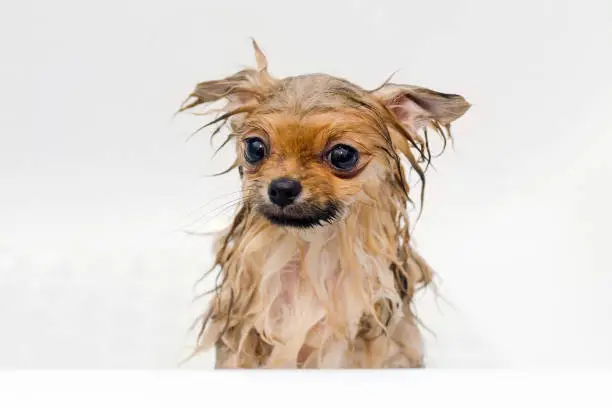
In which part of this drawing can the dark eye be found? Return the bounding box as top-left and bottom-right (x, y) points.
(244, 137), (267, 164)
(327, 144), (359, 171)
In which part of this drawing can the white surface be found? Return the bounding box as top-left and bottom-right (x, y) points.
(1, 0), (611, 368)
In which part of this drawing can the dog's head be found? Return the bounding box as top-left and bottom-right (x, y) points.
(181, 41), (470, 229)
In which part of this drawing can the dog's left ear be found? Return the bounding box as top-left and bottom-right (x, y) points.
(372, 84), (470, 135)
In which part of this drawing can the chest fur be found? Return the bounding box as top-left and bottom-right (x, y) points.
(251, 231), (399, 367)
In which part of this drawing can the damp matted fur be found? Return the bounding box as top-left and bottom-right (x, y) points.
(179, 41), (470, 368)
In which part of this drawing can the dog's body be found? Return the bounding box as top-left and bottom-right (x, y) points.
(203, 209), (428, 368)
(182, 42), (469, 368)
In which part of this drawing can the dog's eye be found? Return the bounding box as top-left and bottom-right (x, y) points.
(327, 144), (359, 171)
(244, 137), (267, 164)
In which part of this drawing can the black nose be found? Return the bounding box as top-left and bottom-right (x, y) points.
(268, 178), (302, 207)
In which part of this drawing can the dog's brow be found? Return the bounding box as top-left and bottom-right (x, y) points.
(253, 106), (285, 115)
(255, 104), (342, 116)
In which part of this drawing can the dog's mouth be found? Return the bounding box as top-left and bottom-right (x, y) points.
(257, 201), (342, 228)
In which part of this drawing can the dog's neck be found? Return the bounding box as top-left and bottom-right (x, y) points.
(246, 203), (402, 366)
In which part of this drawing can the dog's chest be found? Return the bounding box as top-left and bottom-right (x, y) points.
(255, 237), (371, 366)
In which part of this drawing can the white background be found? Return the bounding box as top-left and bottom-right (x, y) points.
(1, 0), (611, 369)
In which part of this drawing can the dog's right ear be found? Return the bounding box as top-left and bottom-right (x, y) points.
(179, 40), (274, 117)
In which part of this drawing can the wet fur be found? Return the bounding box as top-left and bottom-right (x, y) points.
(180, 41), (470, 368)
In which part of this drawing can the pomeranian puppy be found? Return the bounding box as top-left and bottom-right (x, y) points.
(180, 41), (470, 368)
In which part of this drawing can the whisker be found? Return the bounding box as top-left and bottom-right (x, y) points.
(179, 194), (255, 231)
(184, 190), (246, 217)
